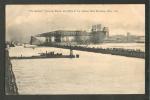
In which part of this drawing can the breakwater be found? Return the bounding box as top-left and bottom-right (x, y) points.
(42, 44), (145, 59)
(5, 49), (18, 95)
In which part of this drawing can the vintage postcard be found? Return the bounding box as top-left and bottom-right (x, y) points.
(5, 4), (145, 95)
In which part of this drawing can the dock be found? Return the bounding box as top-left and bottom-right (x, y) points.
(41, 44), (145, 59)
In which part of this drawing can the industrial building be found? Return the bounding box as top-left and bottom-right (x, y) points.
(30, 24), (109, 45)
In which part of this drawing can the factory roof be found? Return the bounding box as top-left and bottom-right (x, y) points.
(36, 30), (91, 37)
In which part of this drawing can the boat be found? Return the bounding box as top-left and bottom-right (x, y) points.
(10, 49), (79, 59)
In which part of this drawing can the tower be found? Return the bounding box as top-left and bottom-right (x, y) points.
(103, 27), (109, 38)
(91, 24), (102, 32)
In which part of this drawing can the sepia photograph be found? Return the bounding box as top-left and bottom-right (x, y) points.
(5, 4), (145, 95)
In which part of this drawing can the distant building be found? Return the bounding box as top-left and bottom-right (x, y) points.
(104, 35), (127, 43)
(30, 24), (109, 45)
(104, 32), (145, 43)
(135, 36), (145, 43)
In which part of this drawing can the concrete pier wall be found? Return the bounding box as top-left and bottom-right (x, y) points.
(5, 50), (18, 95)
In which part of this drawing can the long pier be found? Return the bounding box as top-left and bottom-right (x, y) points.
(5, 50), (18, 95)
(40, 44), (145, 59)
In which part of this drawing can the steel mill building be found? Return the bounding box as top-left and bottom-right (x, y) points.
(30, 24), (109, 45)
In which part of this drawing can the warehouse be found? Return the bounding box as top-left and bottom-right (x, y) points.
(30, 24), (109, 45)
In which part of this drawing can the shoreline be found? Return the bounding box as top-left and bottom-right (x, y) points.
(39, 44), (145, 59)
(5, 49), (19, 95)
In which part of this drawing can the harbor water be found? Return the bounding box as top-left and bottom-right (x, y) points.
(9, 43), (145, 94)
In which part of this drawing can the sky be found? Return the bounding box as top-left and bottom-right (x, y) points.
(6, 4), (145, 42)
